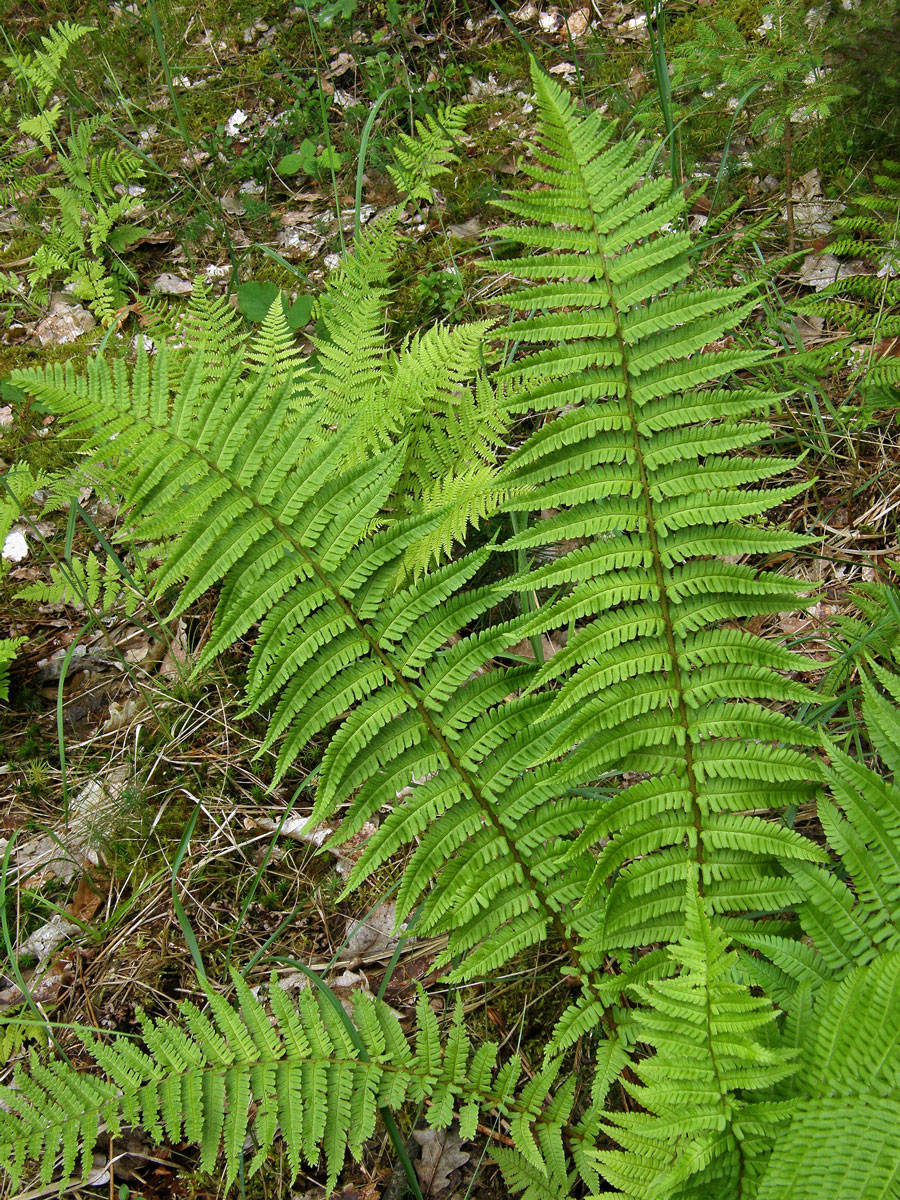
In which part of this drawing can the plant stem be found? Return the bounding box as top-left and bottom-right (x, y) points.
(784, 113), (795, 253)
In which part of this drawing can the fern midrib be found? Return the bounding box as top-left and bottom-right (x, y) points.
(117, 401), (612, 1017)
(9, 1044), (586, 1151)
(574, 184), (706, 871)
(701, 964), (749, 1197)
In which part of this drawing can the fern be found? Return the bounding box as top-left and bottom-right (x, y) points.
(789, 162), (900, 410)
(11, 58), (825, 1006)
(482, 65), (823, 969)
(821, 579), (900, 695)
(596, 875), (795, 1198)
(15, 550), (142, 615)
(596, 874), (900, 1200)
(2, 21), (93, 108)
(0, 971), (612, 1195)
(776, 665), (900, 977)
(752, 950), (900, 1199)
(387, 102), (472, 204)
(7, 66), (862, 1194)
(1, 32), (147, 325)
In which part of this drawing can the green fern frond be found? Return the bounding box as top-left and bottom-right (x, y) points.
(822, 580), (900, 693)
(486, 63), (822, 961)
(15, 551), (143, 615)
(405, 462), (513, 575)
(18, 104), (63, 148)
(246, 299), (308, 396)
(0, 636), (24, 702)
(0, 970), (618, 1195)
(11, 299), (605, 1018)
(10, 64), (823, 1014)
(2, 20), (93, 107)
(174, 279), (247, 366)
(387, 102), (472, 203)
(754, 950), (900, 1200)
(783, 667), (900, 975)
(307, 214), (400, 424)
(596, 876), (796, 1199)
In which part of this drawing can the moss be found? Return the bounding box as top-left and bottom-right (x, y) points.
(477, 36), (531, 84)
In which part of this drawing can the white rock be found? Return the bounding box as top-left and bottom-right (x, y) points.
(33, 300), (96, 346)
(225, 108), (248, 137)
(20, 914), (80, 961)
(2, 529), (28, 562)
(153, 272), (192, 295)
(619, 13), (648, 32)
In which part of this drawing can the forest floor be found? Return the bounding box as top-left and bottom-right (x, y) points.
(1, 0), (898, 1197)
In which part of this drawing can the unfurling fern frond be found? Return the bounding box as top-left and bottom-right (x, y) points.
(0, 971), (613, 1195)
(596, 876), (795, 1199)
(387, 102), (472, 203)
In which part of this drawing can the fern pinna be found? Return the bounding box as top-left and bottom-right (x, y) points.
(11, 61), (898, 1200)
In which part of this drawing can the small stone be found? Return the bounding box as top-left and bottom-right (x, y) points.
(33, 301), (96, 346)
(2, 529), (28, 562)
(152, 272), (193, 296)
(565, 6), (591, 36)
(219, 194), (246, 216)
(224, 108), (248, 137)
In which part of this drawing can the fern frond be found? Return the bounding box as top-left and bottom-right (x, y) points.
(11, 65), (823, 1017)
(15, 551), (143, 615)
(487, 63), (822, 962)
(785, 668), (900, 973)
(0, 971), (619, 1195)
(306, 215), (399, 424)
(0, 636), (24, 702)
(387, 103), (472, 203)
(405, 462), (513, 575)
(754, 950), (900, 1200)
(174, 278), (246, 366)
(2, 21), (93, 106)
(596, 876), (795, 1199)
(246, 299), (308, 397)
